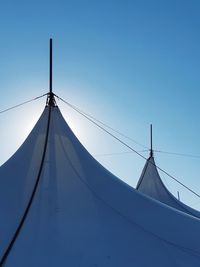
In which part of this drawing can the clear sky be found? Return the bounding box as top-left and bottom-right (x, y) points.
(1, 0), (200, 209)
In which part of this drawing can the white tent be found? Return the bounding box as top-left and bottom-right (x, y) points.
(136, 153), (200, 218)
(0, 97), (200, 266)
(1, 40), (200, 266)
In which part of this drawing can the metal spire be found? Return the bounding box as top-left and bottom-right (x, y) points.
(47, 38), (56, 106)
(49, 38), (53, 94)
(150, 124), (153, 157)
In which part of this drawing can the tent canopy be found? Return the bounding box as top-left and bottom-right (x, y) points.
(1, 39), (200, 266)
(0, 102), (200, 266)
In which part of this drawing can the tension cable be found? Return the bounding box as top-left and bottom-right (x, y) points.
(0, 93), (47, 114)
(57, 95), (200, 199)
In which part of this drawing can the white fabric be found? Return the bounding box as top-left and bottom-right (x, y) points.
(0, 108), (48, 257)
(1, 106), (200, 266)
(136, 156), (200, 218)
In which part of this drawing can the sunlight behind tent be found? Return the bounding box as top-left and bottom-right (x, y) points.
(0, 39), (200, 267)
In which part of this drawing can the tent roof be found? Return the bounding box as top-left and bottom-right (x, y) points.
(1, 104), (200, 266)
(136, 154), (200, 218)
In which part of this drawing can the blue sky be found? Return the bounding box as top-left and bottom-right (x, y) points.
(1, 0), (200, 208)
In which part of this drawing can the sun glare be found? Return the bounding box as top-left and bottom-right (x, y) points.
(0, 100), (44, 166)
